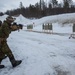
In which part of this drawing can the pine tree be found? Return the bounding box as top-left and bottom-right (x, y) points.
(19, 2), (24, 9)
(48, 0), (58, 8)
(63, 0), (73, 8)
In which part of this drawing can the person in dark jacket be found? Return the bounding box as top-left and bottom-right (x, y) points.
(0, 16), (22, 69)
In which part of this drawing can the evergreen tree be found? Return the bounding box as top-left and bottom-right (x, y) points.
(63, 0), (69, 8)
(63, 0), (73, 8)
(48, 0), (58, 8)
(19, 2), (24, 9)
(52, 0), (58, 8)
(48, 3), (52, 9)
(0, 12), (4, 16)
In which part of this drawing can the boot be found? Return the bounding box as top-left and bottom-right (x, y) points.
(0, 65), (5, 69)
(0, 58), (5, 69)
(9, 56), (22, 67)
(11, 60), (22, 67)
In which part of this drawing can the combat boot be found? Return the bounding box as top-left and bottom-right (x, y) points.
(0, 65), (5, 69)
(11, 60), (22, 67)
(9, 56), (22, 67)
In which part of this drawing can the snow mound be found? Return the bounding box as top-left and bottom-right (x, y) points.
(31, 13), (75, 26)
(14, 14), (31, 25)
(0, 14), (8, 22)
(1, 13), (75, 26)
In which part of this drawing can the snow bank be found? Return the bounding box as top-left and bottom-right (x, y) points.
(0, 14), (8, 22)
(14, 14), (31, 25)
(31, 13), (75, 26)
(1, 13), (75, 26)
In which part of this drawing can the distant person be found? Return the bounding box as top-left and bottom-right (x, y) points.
(0, 16), (22, 69)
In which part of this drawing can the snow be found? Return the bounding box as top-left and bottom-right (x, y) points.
(0, 13), (75, 75)
(0, 14), (8, 22)
(14, 14), (31, 25)
(32, 23), (73, 34)
(27, 13), (75, 26)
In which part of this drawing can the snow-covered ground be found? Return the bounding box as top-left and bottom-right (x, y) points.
(0, 13), (75, 75)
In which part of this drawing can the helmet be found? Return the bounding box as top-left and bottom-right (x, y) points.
(6, 16), (16, 22)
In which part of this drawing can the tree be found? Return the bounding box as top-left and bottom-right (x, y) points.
(48, 0), (58, 8)
(35, 2), (40, 10)
(40, 0), (42, 10)
(48, 3), (52, 9)
(19, 2), (25, 15)
(63, 0), (73, 8)
(39, 0), (47, 10)
(63, 0), (69, 8)
(19, 2), (24, 9)
(52, 0), (58, 8)
(5, 10), (11, 15)
(0, 12), (4, 16)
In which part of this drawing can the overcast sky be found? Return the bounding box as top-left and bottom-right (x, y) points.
(0, 0), (74, 12)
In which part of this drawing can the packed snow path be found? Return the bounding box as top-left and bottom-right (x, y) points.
(0, 30), (75, 75)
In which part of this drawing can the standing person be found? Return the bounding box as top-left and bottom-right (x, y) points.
(0, 16), (22, 69)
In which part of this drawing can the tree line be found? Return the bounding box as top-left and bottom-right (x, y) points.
(0, 0), (75, 18)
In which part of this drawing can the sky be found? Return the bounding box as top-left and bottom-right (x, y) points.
(0, 0), (75, 12)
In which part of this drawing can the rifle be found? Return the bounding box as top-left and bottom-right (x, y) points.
(11, 23), (23, 32)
